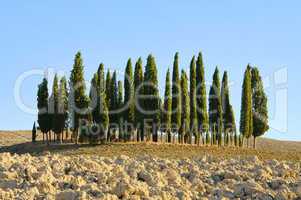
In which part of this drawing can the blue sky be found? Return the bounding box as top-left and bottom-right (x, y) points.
(0, 1), (300, 140)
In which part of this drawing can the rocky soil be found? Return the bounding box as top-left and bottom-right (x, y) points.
(0, 152), (300, 200)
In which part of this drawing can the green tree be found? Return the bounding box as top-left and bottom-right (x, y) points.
(134, 57), (144, 141)
(171, 52), (181, 142)
(240, 65), (253, 146)
(32, 122), (37, 142)
(196, 52), (209, 145)
(105, 70), (111, 108)
(50, 74), (60, 141)
(221, 71), (234, 146)
(37, 78), (50, 144)
(90, 73), (99, 123)
(58, 76), (68, 142)
(97, 63), (109, 142)
(251, 67), (269, 148)
(162, 69), (172, 142)
(180, 70), (190, 144)
(189, 56), (197, 144)
(229, 105), (237, 146)
(69, 52), (89, 144)
(143, 55), (160, 142)
(117, 80), (124, 141)
(109, 71), (118, 140)
(124, 58), (135, 141)
(209, 67), (223, 146)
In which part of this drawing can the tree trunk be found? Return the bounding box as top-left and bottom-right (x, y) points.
(43, 133), (45, 143)
(167, 130), (171, 143)
(75, 129), (78, 144)
(253, 136), (256, 149)
(46, 131), (49, 145)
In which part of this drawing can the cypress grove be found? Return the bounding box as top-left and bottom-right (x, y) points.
(35, 51), (268, 149)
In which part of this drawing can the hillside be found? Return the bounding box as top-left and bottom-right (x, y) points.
(1, 131), (301, 161)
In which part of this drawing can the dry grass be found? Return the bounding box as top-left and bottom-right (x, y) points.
(1, 131), (301, 161)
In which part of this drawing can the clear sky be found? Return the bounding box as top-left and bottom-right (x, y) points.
(0, 1), (300, 140)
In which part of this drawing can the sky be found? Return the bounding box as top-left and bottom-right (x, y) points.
(0, 1), (300, 140)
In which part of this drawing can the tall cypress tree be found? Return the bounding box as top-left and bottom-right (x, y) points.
(180, 70), (190, 144)
(196, 52), (209, 145)
(143, 55), (160, 142)
(118, 81), (123, 109)
(51, 74), (60, 139)
(221, 71), (234, 146)
(171, 52), (181, 141)
(69, 52), (89, 144)
(134, 57), (144, 141)
(229, 105), (237, 146)
(240, 65), (253, 146)
(37, 78), (49, 144)
(251, 67), (269, 148)
(124, 58), (135, 141)
(189, 56), (197, 144)
(162, 69), (172, 142)
(109, 71), (118, 132)
(105, 70), (111, 108)
(97, 63), (109, 142)
(90, 73), (99, 123)
(117, 80), (124, 141)
(208, 67), (223, 146)
(58, 76), (68, 142)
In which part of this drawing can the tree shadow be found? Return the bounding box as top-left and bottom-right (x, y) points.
(0, 141), (97, 155)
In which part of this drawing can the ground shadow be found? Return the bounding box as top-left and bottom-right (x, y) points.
(0, 141), (99, 155)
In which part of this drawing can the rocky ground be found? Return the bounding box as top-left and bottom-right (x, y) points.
(0, 152), (300, 200)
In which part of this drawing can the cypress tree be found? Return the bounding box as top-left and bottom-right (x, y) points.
(117, 81), (124, 141)
(98, 63), (109, 142)
(180, 70), (190, 144)
(171, 52), (181, 141)
(51, 74), (60, 140)
(143, 54), (160, 142)
(208, 86), (216, 145)
(162, 69), (172, 143)
(229, 105), (237, 146)
(69, 52), (89, 144)
(251, 67), (269, 148)
(208, 67), (223, 146)
(196, 52), (209, 145)
(105, 70), (111, 108)
(57, 76), (68, 142)
(90, 73), (99, 123)
(124, 58), (135, 141)
(109, 71), (118, 140)
(37, 78), (49, 144)
(221, 71), (234, 146)
(118, 81), (123, 108)
(240, 65), (253, 146)
(32, 122), (37, 143)
(134, 57), (144, 141)
(189, 56), (197, 144)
